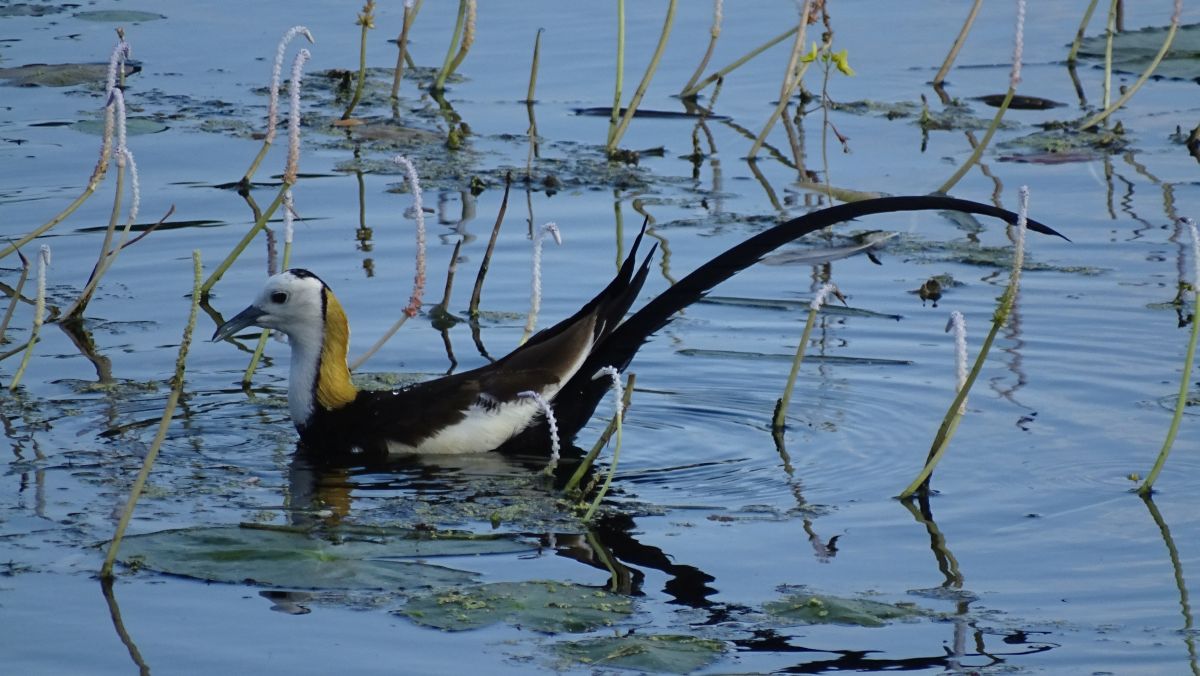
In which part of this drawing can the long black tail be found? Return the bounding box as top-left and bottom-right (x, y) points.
(535, 195), (1064, 447)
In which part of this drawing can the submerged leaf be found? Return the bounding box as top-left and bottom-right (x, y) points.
(764, 592), (927, 627)
(400, 580), (633, 633)
(117, 525), (534, 589)
(557, 634), (725, 673)
(73, 10), (165, 22)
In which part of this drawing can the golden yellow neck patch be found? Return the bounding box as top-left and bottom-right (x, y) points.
(315, 288), (358, 411)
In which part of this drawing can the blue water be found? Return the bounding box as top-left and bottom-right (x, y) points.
(2, 1), (1199, 673)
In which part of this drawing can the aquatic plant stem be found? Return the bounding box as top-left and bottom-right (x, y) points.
(583, 367), (624, 522)
(201, 185), (291, 297)
(933, 0), (982, 85)
(0, 36), (129, 263)
(524, 28), (544, 104)
(1079, 0), (1181, 131)
(469, 173), (511, 318)
(899, 188), (1030, 498)
(391, 1), (420, 100)
(432, 0), (468, 93)
(937, 0), (1024, 194)
(9, 246), (49, 391)
(1102, 0), (1118, 110)
(1139, 217), (1199, 495)
(349, 155), (426, 370)
(0, 249), (31, 343)
(341, 1), (376, 121)
(605, 0), (626, 149)
(607, 0), (677, 156)
(243, 191), (296, 385)
(241, 26), (313, 185)
(1067, 0), (1101, 64)
(681, 26), (797, 99)
(565, 373), (635, 495)
(937, 89), (1012, 194)
(680, 0), (722, 96)
(748, 0), (813, 160)
(772, 283), (837, 429)
(100, 251), (201, 580)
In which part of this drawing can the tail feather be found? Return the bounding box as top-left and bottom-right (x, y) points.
(545, 195), (1064, 445)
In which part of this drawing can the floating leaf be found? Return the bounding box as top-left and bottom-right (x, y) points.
(1077, 23), (1200, 80)
(678, 349), (912, 366)
(117, 525), (534, 590)
(556, 634), (725, 673)
(73, 10), (165, 22)
(72, 117), (168, 136)
(400, 580), (632, 633)
(0, 61), (139, 87)
(764, 592), (927, 627)
(0, 4), (70, 17)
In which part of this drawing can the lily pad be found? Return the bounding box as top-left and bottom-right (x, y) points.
(556, 634), (725, 673)
(0, 3), (71, 17)
(764, 592), (927, 627)
(71, 117), (168, 136)
(73, 10), (165, 22)
(117, 525), (534, 589)
(400, 580), (633, 633)
(677, 349), (912, 366)
(1076, 23), (1200, 80)
(0, 61), (139, 87)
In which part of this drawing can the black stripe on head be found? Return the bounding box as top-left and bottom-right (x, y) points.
(287, 268), (327, 286)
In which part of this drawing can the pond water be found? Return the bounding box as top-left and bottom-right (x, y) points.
(2, 0), (1199, 673)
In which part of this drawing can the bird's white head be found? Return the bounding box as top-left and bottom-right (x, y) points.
(213, 269), (357, 427)
(213, 269), (327, 347)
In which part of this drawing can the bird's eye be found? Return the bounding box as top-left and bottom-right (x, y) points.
(270, 291), (288, 304)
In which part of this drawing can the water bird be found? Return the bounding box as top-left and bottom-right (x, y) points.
(213, 195), (1063, 461)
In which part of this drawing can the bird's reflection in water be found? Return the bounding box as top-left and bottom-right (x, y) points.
(276, 445), (718, 609)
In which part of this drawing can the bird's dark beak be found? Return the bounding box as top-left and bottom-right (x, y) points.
(212, 305), (267, 342)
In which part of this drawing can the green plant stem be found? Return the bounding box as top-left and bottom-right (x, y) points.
(897, 316), (1002, 499)
(1078, 9), (1179, 131)
(607, 0), (676, 156)
(748, 1), (813, 160)
(937, 88), (1014, 194)
(391, 1), (421, 99)
(1067, 0), (1101, 64)
(524, 28), (544, 103)
(443, 0), (475, 85)
(8, 255), (47, 392)
(341, 16), (372, 120)
(432, 0), (467, 93)
(680, 26), (797, 99)
(606, 0), (626, 148)
(583, 376), (625, 522)
(100, 251), (201, 579)
(1102, 0), (1118, 110)
(0, 160), (110, 263)
(772, 305), (820, 429)
(1138, 285), (1199, 495)
(565, 373), (635, 495)
(680, 11), (721, 96)
(469, 173), (510, 318)
(200, 184), (291, 297)
(933, 0), (983, 85)
(0, 253), (31, 343)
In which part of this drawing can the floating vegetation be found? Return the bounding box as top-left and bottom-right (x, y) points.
(1076, 22), (1200, 80)
(556, 634), (726, 673)
(400, 580), (632, 633)
(70, 117), (168, 136)
(764, 590), (928, 627)
(116, 525), (534, 589)
(0, 61), (139, 87)
(73, 10), (166, 23)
